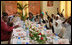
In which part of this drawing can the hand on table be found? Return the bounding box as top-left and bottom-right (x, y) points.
(14, 25), (20, 28)
(7, 21), (13, 27)
(58, 33), (62, 38)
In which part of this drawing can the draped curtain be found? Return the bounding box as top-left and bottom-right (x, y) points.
(60, 1), (71, 19)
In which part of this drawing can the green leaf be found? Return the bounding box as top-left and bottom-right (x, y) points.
(22, 4), (28, 9)
(17, 3), (23, 10)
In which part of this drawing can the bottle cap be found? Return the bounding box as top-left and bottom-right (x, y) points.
(55, 33), (58, 36)
(18, 37), (20, 39)
(26, 42), (29, 44)
(44, 28), (46, 31)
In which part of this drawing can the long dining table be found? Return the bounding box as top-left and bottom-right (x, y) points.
(10, 20), (69, 44)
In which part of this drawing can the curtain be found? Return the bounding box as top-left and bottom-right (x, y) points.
(60, 1), (71, 19)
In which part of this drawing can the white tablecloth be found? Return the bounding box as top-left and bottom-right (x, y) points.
(10, 20), (69, 44)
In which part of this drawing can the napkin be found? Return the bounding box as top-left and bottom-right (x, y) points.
(21, 40), (30, 44)
(53, 39), (69, 44)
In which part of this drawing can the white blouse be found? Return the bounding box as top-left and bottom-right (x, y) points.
(54, 20), (62, 34)
(63, 23), (71, 42)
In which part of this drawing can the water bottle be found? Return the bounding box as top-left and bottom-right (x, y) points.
(32, 18), (34, 22)
(44, 28), (47, 31)
(23, 23), (25, 29)
(54, 33), (58, 44)
(17, 37), (21, 44)
(54, 37), (58, 44)
(26, 42), (29, 44)
(26, 28), (29, 38)
(44, 26), (46, 28)
(36, 24), (39, 27)
(26, 30), (29, 40)
(44, 28), (47, 36)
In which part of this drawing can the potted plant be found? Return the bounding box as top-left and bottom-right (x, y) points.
(17, 3), (28, 21)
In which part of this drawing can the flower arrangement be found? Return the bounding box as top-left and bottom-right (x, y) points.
(23, 20), (47, 44)
(29, 29), (47, 44)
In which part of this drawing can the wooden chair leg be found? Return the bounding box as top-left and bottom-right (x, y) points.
(8, 40), (10, 44)
(8, 31), (13, 44)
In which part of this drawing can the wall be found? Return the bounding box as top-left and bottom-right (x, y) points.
(2, 1), (60, 17)
(60, 1), (66, 18)
(1, 1), (2, 17)
(28, 1), (40, 15)
(2, 1), (5, 13)
(66, 1), (71, 18)
(60, 1), (71, 19)
(41, 1), (60, 19)
(2, 1), (17, 16)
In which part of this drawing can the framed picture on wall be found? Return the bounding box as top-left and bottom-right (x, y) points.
(47, 1), (53, 7)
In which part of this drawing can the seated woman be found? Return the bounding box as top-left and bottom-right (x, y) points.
(45, 18), (55, 33)
(53, 20), (64, 37)
(13, 13), (21, 21)
(45, 12), (50, 20)
(40, 12), (46, 24)
(27, 12), (35, 22)
(45, 18), (50, 29)
(51, 14), (56, 24)
(1, 12), (20, 41)
(38, 15), (43, 24)
(35, 15), (40, 24)
(50, 14), (56, 33)
(7, 18), (13, 27)
(62, 18), (71, 43)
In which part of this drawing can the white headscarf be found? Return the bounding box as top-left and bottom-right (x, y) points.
(54, 20), (62, 34)
(56, 15), (60, 19)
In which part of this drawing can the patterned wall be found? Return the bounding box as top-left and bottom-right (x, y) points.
(5, 1), (17, 16)
(4, 1), (40, 16)
(28, 1), (40, 15)
(42, 1), (60, 19)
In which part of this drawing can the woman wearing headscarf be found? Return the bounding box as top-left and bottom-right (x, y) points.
(53, 20), (63, 36)
(62, 18), (71, 43)
(40, 12), (46, 24)
(27, 12), (35, 22)
(35, 15), (40, 24)
(1, 12), (20, 41)
(45, 18), (51, 29)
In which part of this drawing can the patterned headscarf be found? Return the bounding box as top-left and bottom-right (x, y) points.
(41, 12), (44, 16)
